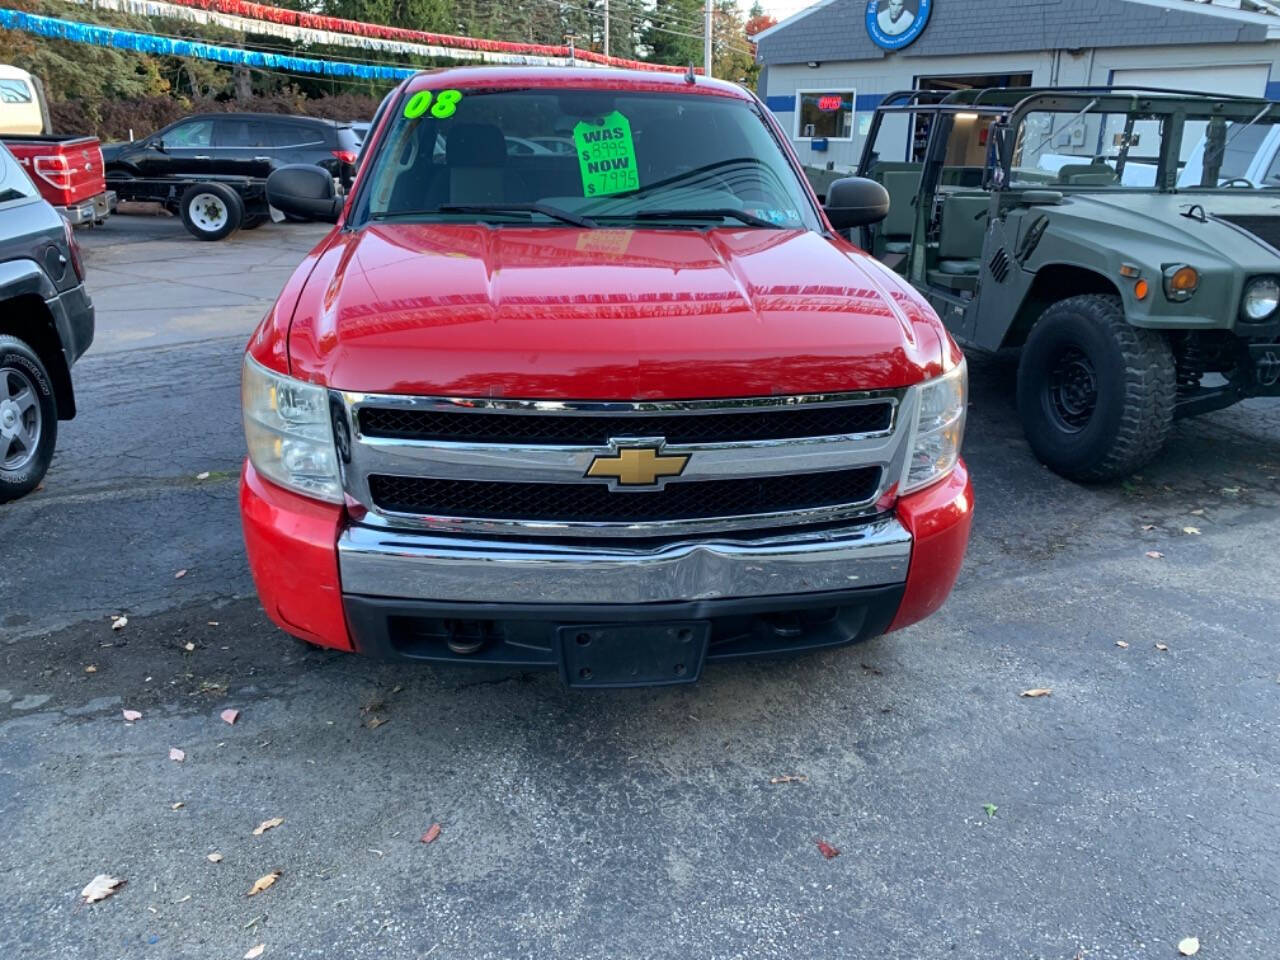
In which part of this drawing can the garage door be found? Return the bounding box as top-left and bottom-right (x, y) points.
(1111, 64), (1268, 98)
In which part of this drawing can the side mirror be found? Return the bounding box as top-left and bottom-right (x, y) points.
(150, 139), (166, 153)
(823, 176), (889, 230)
(266, 164), (342, 224)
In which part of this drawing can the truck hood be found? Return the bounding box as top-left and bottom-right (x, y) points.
(284, 224), (946, 399)
(1052, 192), (1280, 269)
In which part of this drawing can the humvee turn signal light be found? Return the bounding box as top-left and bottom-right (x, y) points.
(1163, 264), (1199, 302)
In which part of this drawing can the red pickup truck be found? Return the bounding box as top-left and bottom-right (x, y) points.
(1, 66), (114, 224)
(3, 135), (114, 225)
(240, 67), (973, 687)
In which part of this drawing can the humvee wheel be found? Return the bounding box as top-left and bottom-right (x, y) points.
(1016, 294), (1175, 482)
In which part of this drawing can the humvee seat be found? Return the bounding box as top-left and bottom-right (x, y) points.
(1054, 162), (1118, 186)
(880, 169), (921, 256)
(928, 194), (988, 291)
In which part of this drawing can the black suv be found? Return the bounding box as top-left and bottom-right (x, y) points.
(104, 113), (359, 240)
(0, 142), (94, 502)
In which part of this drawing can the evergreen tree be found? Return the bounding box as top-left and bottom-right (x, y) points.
(644, 0), (705, 69)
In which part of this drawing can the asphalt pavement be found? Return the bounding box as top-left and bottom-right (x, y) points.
(2, 215), (1279, 960)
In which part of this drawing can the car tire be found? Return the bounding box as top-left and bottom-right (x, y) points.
(1017, 294), (1175, 482)
(0, 335), (58, 504)
(179, 183), (243, 241)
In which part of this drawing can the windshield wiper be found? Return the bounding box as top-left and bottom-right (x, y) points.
(437, 202), (598, 227)
(372, 202), (597, 227)
(623, 208), (782, 228)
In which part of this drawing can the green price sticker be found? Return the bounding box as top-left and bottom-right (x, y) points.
(403, 88), (463, 120)
(573, 111), (638, 198)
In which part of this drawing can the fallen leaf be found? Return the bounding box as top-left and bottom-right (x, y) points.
(195, 471), (210, 481)
(111, 616), (128, 631)
(252, 817), (284, 836)
(81, 874), (125, 903)
(174, 569), (187, 579)
(1146, 551), (1164, 559)
(207, 853), (223, 863)
(169, 747), (185, 762)
(1019, 688), (1052, 698)
(84, 665), (97, 674)
(983, 803), (998, 818)
(245, 946), (265, 960)
(1178, 937), (1200, 956)
(221, 708), (240, 725)
(1141, 523), (1157, 531)
(391, 685), (403, 695)
(815, 839), (840, 860)
(1182, 526), (1201, 535)
(366, 714), (388, 730)
(184, 642), (196, 652)
(122, 709), (142, 722)
(421, 823), (442, 845)
(171, 802), (184, 810)
(1115, 640), (1129, 648)
(769, 774), (809, 784)
(247, 871), (280, 896)
(1155, 643), (1169, 652)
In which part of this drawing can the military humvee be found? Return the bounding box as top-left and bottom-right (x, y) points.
(845, 87), (1280, 481)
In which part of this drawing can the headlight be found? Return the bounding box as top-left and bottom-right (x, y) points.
(242, 354), (343, 503)
(901, 360), (967, 495)
(1242, 277), (1280, 321)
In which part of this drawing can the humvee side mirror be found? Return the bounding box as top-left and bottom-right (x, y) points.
(823, 177), (889, 230)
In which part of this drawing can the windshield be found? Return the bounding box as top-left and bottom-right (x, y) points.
(1008, 104), (1280, 192)
(1178, 112), (1280, 189)
(1010, 109), (1166, 189)
(358, 87), (819, 230)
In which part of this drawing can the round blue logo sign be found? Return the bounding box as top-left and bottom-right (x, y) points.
(865, 0), (931, 50)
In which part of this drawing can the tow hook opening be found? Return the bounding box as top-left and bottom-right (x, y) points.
(443, 619), (496, 655)
(1254, 347), (1280, 387)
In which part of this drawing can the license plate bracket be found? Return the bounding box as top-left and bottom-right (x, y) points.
(557, 621), (710, 688)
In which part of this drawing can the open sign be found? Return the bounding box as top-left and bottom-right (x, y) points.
(817, 95), (843, 111)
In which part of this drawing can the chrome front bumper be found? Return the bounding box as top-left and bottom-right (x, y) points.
(338, 515), (912, 606)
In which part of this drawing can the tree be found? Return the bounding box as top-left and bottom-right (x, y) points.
(744, 1), (776, 38)
(712, 0), (756, 85)
(644, 0), (705, 69)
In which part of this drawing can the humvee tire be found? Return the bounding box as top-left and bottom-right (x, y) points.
(1016, 294), (1175, 482)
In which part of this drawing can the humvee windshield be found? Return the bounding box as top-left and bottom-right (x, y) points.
(1010, 104), (1280, 191)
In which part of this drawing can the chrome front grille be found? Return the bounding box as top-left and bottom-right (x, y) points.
(357, 401), (894, 445)
(336, 390), (915, 539)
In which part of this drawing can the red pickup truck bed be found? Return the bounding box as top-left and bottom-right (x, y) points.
(2, 134), (114, 225)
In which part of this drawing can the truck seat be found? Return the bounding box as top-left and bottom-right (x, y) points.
(927, 194), (988, 291)
(879, 169), (921, 255)
(440, 123), (529, 204)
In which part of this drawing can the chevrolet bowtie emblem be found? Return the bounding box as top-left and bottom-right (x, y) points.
(586, 445), (689, 487)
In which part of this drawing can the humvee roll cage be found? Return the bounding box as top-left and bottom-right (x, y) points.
(859, 86), (1277, 194)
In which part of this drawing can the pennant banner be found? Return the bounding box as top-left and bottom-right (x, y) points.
(0, 8), (420, 78)
(149, 0), (688, 72)
(65, 0), (586, 67)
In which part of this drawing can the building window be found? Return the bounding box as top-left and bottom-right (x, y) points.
(794, 90), (854, 141)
